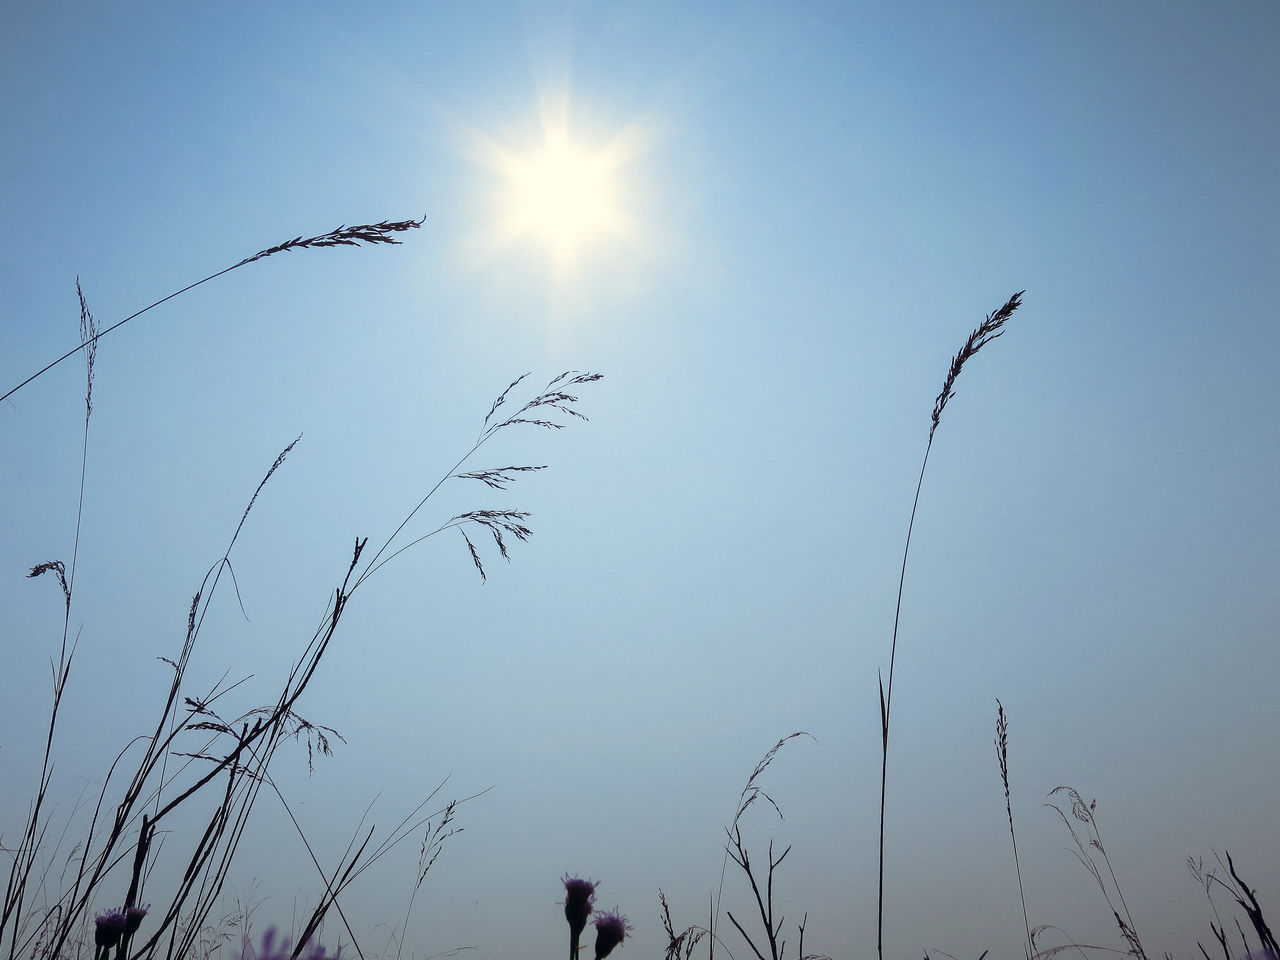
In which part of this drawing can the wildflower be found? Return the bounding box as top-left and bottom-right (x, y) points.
(94, 910), (127, 949)
(563, 875), (597, 932)
(592, 910), (631, 959)
(94, 910), (127, 960)
(563, 875), (597, 960)
(124, 904), (149, 936)
(116, 903), (150, 958)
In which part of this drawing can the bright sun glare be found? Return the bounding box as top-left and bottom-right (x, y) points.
(507, 135), (620, 258)
(469, 95), (644, 278)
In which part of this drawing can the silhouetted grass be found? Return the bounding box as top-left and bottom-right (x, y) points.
(877, 291), (1024, 960)
(996, 700), (1033, 960)
(655, 291), (1274, 960)
(1, 222), (599, 960)
(6, 265), (1275, 960)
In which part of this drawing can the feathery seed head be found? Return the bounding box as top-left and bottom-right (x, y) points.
(929, 290), (1025, 440)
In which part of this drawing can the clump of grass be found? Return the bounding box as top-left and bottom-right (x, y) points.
(1, 222), (601, 960)
(659, 891), (707, 960)
(1042, 787), (1147, 960)
(1031, 791), (1278, 960)
(663, 733), (828, 960)
(1188, 852), (1279, 960)
(720, 734), (820, 960)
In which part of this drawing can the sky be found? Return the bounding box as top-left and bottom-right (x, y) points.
(2, 3), (1278, 959)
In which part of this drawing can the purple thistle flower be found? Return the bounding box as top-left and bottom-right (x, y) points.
(93, 911), (127, 957)
(592, 910), (631, 959)
(124, 904), (149, 936)
(94, 910), (127, 949)
(562, 874), (597, 936)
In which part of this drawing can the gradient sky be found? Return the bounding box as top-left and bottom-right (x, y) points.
(2, 4), (1278, 959)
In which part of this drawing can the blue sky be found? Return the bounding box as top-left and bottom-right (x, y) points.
(2, 3), (1278, 959)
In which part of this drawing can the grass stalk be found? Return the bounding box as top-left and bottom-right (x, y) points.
(995, 700), (1033, 959)
(876, 291), (1024, 960)
(1044, 787), (1148, 960)
(0, 218), (424, 407)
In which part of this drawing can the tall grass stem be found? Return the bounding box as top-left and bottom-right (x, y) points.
(876, 291), (1024, 960)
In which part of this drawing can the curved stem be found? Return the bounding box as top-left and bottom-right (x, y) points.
(877, 434), (932, 960)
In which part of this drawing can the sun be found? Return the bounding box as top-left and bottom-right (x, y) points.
(465, 96), (646, 278)
(505, 134), (621, 260)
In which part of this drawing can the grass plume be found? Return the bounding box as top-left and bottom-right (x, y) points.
(0, 217), (425, 407)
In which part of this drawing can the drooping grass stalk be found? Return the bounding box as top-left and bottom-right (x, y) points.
(876, 292), (1024, 960)
(355, 370), (602, 588)
(1043, 787), (1148, 960)
(995, 700), (1033, 960)
(0, 217), (425, 407)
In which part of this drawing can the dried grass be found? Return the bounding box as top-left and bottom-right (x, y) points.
(2, 220), (602, 960)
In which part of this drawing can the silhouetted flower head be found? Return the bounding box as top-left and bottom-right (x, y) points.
(592, 910), (631, 959)
(562, 874), (597, 937)
(94, 910), (127, 949)
(124, 904), (150, 936)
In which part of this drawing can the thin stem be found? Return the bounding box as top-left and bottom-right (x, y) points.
(1, 263), (241, 406)
(877, 434), (932, 960)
